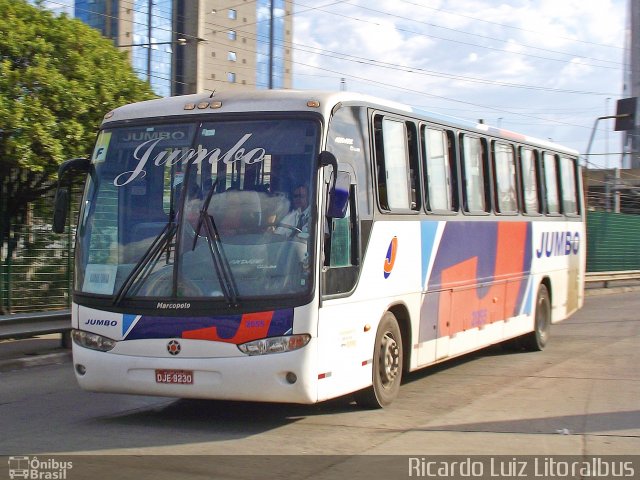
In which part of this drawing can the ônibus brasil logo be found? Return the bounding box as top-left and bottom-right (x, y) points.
(8, 456), (73, 479)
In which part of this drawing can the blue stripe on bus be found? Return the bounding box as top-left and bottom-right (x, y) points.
(123, 309), (294, 342)
(420, 221), (440, 290)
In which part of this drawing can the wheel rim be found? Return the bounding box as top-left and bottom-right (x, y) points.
(379, 331), (400, 388)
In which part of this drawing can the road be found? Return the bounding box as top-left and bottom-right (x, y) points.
(0, 291), (638, 478)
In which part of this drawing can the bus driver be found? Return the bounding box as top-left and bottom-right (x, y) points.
(276, 184), (311, 238)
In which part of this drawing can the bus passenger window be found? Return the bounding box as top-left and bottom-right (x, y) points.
(543, 152), (560, 214)
(520, 148), (540, 214)
(461, 135), (487, 213)
(493, 142), (517, 214)
(374, 116), (413, 211)
(560, 156), (579, 215)
(423, 128), (455, 212)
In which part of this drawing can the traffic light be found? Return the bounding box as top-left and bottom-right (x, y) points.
(615, 97), (637, 131)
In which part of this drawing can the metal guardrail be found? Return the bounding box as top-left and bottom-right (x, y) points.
(0, 309), (71, 341)
(585, 270), (640, 288)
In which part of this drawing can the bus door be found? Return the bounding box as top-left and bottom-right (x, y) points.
(317, 169), (367, 400)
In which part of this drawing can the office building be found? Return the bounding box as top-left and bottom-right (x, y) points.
(622, 0), (640, 168)
(73, 0), (293, 97)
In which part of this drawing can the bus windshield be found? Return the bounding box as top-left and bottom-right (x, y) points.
(75, 117), (320, 303)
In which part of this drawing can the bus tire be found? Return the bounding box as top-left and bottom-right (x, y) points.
(354, 311), (403, 409)
(523, 284), (551, 351)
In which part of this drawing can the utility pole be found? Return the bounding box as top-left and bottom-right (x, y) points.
(147, 1), (153, 84)
(605, 169), (622, 213)
(606, 97), (611, 169)
(622, 0), (640, 168)
(268, 0), (274, 89)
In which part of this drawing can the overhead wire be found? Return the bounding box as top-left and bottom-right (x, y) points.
(49, 0), (622, 97)
(320, 0), (625, 69)
(57, 0), (627, 88)
(40, 0), (625, 142)
(397, 0), (625, 52)
(294, 0), (626, 71)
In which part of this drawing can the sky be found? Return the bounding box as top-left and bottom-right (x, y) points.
(36, 0), (628, 169)
(291, 0), (628, 169)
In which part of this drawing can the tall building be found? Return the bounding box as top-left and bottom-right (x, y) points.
(622, 0), (640, 168)
(72, 0), (293, 97)
(39, 0), (74, 15)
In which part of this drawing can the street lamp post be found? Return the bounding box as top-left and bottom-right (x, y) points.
(584, 113), (632, 168)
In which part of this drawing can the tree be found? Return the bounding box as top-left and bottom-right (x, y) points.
(0, 0), (156, 298)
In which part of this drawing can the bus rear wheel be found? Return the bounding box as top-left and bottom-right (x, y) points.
(354, 312), (403, 409)
(523, 284), (551, 351)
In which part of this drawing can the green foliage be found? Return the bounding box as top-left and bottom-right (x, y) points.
(0, 1), (157, 310)
(0, 0), (156, 174)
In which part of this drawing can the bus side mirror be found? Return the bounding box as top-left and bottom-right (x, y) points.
(53, 188), (69, 234)
(52, 158), (90, 234)
(318, 151), (350, 219)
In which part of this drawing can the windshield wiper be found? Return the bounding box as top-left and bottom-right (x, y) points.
(114, 162), (183, 306)
(192, 181), (240, 307)
(112, 221), (177, 306)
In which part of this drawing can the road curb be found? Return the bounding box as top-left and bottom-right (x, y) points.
(585, 285), (640, 296)
(0, 350), (72, 373)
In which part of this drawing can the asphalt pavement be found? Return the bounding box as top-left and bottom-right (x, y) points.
(0, 334), (71, 372)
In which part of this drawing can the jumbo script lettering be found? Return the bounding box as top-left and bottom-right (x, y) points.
(113, 134), (266, 187)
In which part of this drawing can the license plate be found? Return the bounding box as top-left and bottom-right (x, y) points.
(155, 369), (194, 385)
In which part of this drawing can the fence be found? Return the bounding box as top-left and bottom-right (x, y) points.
(586, 210), (640, 272)
(1, 224), (73, 313)
(1, 186), (79, 314)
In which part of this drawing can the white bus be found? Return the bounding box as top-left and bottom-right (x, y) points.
(54, 90), (585, 408)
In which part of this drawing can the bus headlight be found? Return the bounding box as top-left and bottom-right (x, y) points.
(238, 334), (311, 356)
(71, 329), (117, 352)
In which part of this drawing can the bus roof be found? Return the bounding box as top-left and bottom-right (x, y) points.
(101, 89), (579, 157)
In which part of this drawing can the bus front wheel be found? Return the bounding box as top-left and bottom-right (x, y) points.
(354, 311), (403, 409)
(523, 284), (551, 351)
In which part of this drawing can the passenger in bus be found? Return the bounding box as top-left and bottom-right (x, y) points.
(214, 189), (262, 236)
(183, 189), (263, 238)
